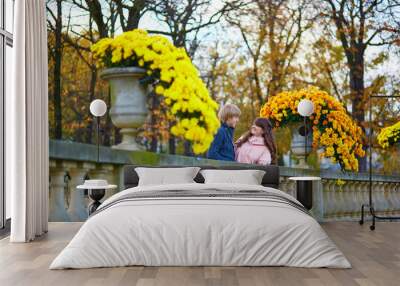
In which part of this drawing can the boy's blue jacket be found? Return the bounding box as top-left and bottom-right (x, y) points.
(207, 123), (235, 161)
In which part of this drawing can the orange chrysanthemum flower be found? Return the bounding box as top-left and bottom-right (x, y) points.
(260, 86), (365, 171)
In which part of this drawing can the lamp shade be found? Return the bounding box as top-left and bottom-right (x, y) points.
(297, 99), (314, 117)
(90, 99), (107, 117)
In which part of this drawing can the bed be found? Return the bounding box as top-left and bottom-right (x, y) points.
(50, 164), (350, 269)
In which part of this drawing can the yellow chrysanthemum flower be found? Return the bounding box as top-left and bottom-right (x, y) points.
(91, 29), (220, 154)
(377, 121), (400, 148)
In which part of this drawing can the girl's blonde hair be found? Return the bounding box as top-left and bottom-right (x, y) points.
(218, 103), (241, 123)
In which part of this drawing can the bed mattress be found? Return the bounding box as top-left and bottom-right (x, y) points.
(50, 183), (350, 269)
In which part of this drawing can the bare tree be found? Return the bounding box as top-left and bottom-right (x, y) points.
(149, 0), (243, 57)
(114, 0), (151, 31)
(227, 0), (313, 102)
(69, 0), (153, 38)
(63, 14), (100, 144)
(147, 0), (243, 154)
(310, 0), (400, 172)
(47, 0), (63, 139)
(319, 0), (400, 124)
(48, 1), (152, 145)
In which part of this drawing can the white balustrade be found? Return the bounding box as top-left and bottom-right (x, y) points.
(49, 160), (123, 221)
(49, 158), (400, 222)
(67, 162), (94, 221)
(49, 161), (70, 221)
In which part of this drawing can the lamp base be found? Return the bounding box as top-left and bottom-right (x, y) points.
(88, 189), (105, 215)
(359, 203), (400, 231)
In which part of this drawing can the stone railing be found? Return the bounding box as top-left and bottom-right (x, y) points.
(278, 168), (400, 221)
(49, 140), (400, 222)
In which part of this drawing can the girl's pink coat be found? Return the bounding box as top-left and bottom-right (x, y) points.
(235, 136), (272, 165)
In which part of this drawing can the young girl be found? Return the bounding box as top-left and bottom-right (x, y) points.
(235, 117), (277, 165)
(207, 104), (241, 161)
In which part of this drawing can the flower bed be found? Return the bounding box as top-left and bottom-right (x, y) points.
(260, 87), (365, 171)
(377, 122), (400, 148)
(91, 29), (219, 154)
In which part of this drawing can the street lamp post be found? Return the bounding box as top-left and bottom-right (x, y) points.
(89, 99), (107, 163)
(297, 99), (314, 161)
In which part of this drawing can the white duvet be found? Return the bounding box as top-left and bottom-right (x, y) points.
(50, 183), (350, 269)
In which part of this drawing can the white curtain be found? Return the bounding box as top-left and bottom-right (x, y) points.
(7, 0), (49, 242)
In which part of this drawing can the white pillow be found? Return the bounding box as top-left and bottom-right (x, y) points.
(200, 169), (265, 185)
(135, 167), (200, 186)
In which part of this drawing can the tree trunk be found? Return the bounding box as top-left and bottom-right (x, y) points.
(149, 93), (158, 152)
(124, 1), (145, 30)
(268, 58), (281, 97)
(267, 15), (279, 98)
(349, 55), (365, 124)
(85, 67), (97, 144)
(349, 52), (367, 172)
(114, 127), (122, 146)
(85, 0), (108, 38)
(169, 136), (176, 154)
(150, 137), (158, 152)
(103, 87), (112, 146)
(252, 60), (263, 104)
(53, 0), (63, 139)
(183, 141), (192, 156)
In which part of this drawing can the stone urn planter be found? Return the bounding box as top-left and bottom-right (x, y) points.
(100, 67), (149, 151)
(290, 122), (313, 168)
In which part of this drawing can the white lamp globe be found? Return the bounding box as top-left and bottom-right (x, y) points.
(297, 99), (314, 117)
(90, 99), (107, 117)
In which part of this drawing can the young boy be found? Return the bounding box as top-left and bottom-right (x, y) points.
(207, 103), (241, 161)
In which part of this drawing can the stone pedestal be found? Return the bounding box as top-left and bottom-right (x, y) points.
(290, 123), (313, 168)
(101, 67), (149, 151)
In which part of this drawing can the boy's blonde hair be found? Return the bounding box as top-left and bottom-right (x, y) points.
(218, 103), (241, 123)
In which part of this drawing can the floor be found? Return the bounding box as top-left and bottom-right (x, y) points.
(0, 222), (399, 286)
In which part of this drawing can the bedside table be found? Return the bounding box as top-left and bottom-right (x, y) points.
(77, 180), (117, 215)
(288, 177), (321, 210)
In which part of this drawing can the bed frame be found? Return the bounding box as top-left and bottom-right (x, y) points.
(123, 164), (280, 189)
